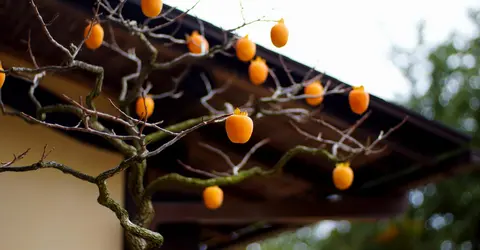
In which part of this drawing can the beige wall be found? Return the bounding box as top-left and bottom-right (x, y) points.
(0, 114), (125, 250)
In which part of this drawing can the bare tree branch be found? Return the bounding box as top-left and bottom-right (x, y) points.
(199, 138), (271, 175)
(150, 67), (189, 100)
(177, 160), (222, 178)
(0, 161), (96, 182)
(96, 181), (164, 248)
(0, 1), (411, 249)
(200, 73), (233, 114)
(15, 110), (140, 140)
(0, 149), (31, 167)
(143, 145), (336, 199)
(292, 114), (409, 160)
(0, 146), (96, 182)
(29, 0), (72, 58)
(146, 114), (230, 158)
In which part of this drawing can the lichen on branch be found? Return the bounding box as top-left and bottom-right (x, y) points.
(143, 145), (337, 199)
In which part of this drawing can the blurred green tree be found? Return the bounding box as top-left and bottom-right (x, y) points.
(258, 8), (480, 250)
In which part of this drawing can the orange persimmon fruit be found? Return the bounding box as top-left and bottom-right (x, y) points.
(225, 108), (253, 144)
(0, 62), (5, 89)
(186, 31), (209, 54)
(270, 18), (289, 48)
(135, 95), (155, 120)
(83, 22), (104, 50)
(235, 35), (256, 62)
(304, 80), (324, 106)
(332, 162), (354, 190)
(203, 185), (223, 210)
(248, 56), (269, 85)
(141, 0), (163, 18)
(348, 85), (370, 115)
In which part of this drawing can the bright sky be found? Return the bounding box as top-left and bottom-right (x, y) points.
(164, 0), (480, 102)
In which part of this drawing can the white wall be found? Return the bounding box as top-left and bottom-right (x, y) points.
(0, 114), (125, 250)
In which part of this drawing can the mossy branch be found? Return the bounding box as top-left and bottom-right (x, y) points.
(96, 181), (164, 248)
(143, 167), (265, 199)
(0, 148), (139, 184)
(0, 161), (96, 182)
(143, 145), (337, 199)
(96, 157), (138, 181)
(145, 115), (215, 145)
(73, 60), (105, 114)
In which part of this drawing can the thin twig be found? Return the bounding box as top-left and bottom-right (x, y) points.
(198, 142), (236, 168)
(0, 149), (31, 167)
(199, 138), (271, 175)
(29, 0), (72, 58)
(0, 159), (96, 183)
(146, 114), (230, 158)
(177, 160), (222, 178)
(200, 73), (233, 114)
(16, 111), (140, 141)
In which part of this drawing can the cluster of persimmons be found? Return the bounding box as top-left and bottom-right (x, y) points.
(0, 0), (371, 211)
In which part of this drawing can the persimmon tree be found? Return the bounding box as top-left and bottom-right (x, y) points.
(0, 0), (407, 249)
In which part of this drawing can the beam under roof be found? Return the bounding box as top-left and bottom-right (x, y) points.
(150, 193), (409, 225)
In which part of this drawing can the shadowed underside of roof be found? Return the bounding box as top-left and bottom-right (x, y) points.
(0, 0), (478, 248)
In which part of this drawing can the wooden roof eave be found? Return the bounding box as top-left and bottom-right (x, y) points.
(0, 0), (475, 204)
(2, 0), (479, 248)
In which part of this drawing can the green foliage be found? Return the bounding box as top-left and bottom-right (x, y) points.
(258, 8), (480, 250)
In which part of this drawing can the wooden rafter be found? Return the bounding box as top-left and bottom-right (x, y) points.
(150, 193), (409, 226)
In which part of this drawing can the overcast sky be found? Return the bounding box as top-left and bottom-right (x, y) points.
(164, 0), (479, 102)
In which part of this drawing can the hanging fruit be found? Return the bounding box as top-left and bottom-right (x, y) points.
(83, 22), (104, 50)
(0, 62), (5, 88)
(236, 35), (256, 62)
(225, 108), (254, 144)
(135, 95), (155, 120)
(332, 162), (354, 190)
(304, 80), (324, 106)
(186, 31), (209, 54)
(141, 0), (163, 18)
(203, 185), (224, 210)
(348, 85), (370, 115)
(270, 18), (289, 48)
(248, 56), (269, 85)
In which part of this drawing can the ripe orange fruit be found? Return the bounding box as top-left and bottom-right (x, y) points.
(235, 35), (256, 62)
(203, 185), (223, 210)
(225, 108), (254, 144)
(186, 31), (209, 54)
(0, 62), (5, 89)
(270, 18), (289, 48)
(135, 95), (155, 120)
(83, 22), (104, 50)
(248, 57), (269, 85)
(141, 0), (163, 18)
(304, 80), (324, 106)
(332, 162), (354, 190)
(348, 85), (370, 115)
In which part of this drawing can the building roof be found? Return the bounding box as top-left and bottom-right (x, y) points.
(1, 0), (479, 248)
